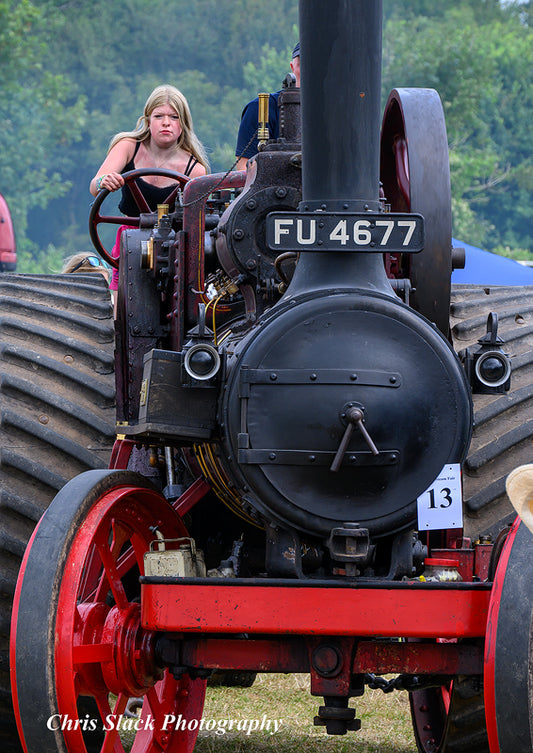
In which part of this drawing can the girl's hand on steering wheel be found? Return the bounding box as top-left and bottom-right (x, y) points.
(97, 172), (125, 192)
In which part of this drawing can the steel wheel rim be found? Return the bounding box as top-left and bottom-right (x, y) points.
(55, 485), (206, 753)
(12, 474), (206, 753)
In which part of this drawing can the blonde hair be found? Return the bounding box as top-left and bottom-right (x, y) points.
(108, 84), (209, 172)
(62, 253), (111, 283)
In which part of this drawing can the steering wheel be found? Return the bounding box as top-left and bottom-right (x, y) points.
(88, 167), (190, 268)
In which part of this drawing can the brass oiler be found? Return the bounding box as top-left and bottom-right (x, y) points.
(258, 92), (270, 145)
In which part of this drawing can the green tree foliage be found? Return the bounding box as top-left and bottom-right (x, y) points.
(0, 0), (87, 269)
(1, 0), (531, 268)
(382, 0), (533, 252)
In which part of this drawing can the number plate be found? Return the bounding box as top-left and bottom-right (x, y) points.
(417, 464), (463, 530)
(266, 211), (424, 253)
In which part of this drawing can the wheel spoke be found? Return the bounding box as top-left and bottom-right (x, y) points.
(95, 537), (129, 609)
(144, 674), (179, 728)
(129, 180), (152, 214)
(100, 693), (129, 753)
(72, 643), (114, 665)
(79, 545), (105, 602)
(162, 185), (179, 208)
(12, 471), (201, 753)
(97, 214), (132, 225)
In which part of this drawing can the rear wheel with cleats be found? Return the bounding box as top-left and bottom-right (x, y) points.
(0, 272), (115, 752)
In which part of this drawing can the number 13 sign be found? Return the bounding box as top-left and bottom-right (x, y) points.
(417, 464), (463, 530)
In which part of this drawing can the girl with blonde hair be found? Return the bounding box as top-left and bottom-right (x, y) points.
(90, 84), (209, 290)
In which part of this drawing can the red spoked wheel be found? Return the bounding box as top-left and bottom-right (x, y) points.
(410, 680), (453, 753)
(410, 672), (489, 753)
(11, 469), (206, 753)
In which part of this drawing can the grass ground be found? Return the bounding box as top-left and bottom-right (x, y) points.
(193, 674), (416, 753)
(119, 673), (417, 752)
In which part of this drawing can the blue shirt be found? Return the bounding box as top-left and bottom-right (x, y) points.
(235, 92), (281, 160)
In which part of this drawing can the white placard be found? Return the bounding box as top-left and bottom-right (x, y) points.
(417, 464), (463, 530)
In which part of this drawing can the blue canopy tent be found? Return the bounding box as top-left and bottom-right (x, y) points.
(451, 239), (533, 285)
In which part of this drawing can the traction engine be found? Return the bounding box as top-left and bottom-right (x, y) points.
(10, 2), (533, 752)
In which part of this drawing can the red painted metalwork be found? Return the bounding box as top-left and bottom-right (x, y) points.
(178, 636), (483, 676)
(484, 516), (519, 753)
(474, 541), (493, 581)
(109, 437), (136, 469)
(52, 484), (206, 753)
(179, 171), (246, 328)
(394, 137), (410, 207)
(172, 476), (211, 517)
(141, 580), (491, 638)
(353, 640), (483, 675)
(431, 548), (475, 582)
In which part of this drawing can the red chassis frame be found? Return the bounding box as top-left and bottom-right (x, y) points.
(111, 421), (491, 691)
(140, 578), (489, 681)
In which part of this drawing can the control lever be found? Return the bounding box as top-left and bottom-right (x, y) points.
(330, 406), (379, 473)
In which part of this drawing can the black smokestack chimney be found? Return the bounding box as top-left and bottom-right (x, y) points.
(301, 0), (382, 207)
(285, 0), (393, 296)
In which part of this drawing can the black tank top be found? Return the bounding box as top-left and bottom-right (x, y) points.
(118, 142), (199, 216)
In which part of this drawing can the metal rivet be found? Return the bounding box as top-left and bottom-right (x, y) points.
(270, 373), (277, 381)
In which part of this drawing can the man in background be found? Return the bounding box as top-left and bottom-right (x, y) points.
(235, 42), (300, 170)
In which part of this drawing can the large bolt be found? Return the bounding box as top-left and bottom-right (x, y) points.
(311, 644), (342, 676)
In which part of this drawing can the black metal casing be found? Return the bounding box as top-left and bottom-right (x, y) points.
(219, 289), (472, 539)
(212, 0), (473, 542)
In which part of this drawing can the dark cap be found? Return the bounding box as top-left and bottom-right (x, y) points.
(292, 41), (300, 58)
